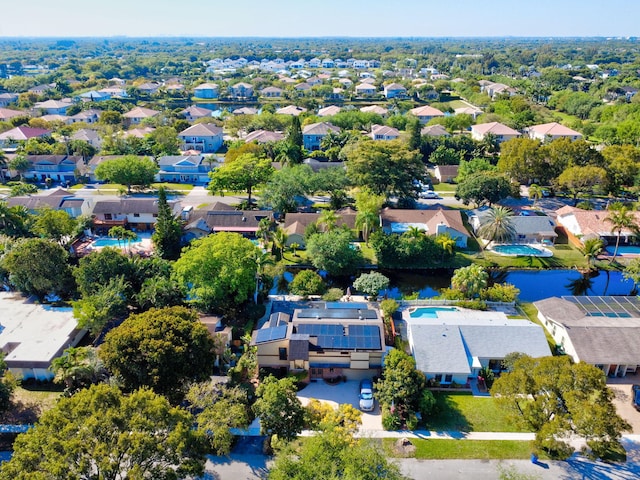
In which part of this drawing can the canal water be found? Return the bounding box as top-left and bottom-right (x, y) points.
(274, 269), (635, 302)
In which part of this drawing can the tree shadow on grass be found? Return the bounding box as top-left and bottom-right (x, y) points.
(424, 392), (471, 433)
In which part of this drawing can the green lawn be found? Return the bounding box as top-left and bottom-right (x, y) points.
(519, 302), (557, 352)
(384, 438), (539, 460)
(433, 183), (457, 193)
(425, 392), (527, 433)
(152, 182), (195, 192)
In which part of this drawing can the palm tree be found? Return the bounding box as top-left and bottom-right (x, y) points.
(317, 209), (339, 232)
(356, 209), (379, 245)
(108, 226), (137, 251)
(477, 206), (516, 245)
(404, 225), (425, 240)
(272, 227), (288, 260)
(435, 233), (456, 263)
(256, 217), (274, 247)
(605, 203), (639, 264)
(9, 155), (29, 181)
(528, 184), (543, 207)
(580, 238), (604, 270)
(251, 250), (275, 303)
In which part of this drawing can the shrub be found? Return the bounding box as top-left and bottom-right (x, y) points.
(405, 412), (419, 431)
(419, 390), (436, 418)
(478, 366), (495, 389)
(456, 299), (487, 310)
(481, 283), (520, 302)
(381, 407), (402, 431)
(322, 288), (344, 302)
(288, 270), (326, 298)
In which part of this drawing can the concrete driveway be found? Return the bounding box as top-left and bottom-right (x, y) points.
(608, 377), (640, 434)
(296, 379), (383, 431)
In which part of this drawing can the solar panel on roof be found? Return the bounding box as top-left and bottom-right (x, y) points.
(326, 302), (369, 310)
(255, 325), (288, 343)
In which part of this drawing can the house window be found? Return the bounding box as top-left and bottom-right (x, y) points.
(433, 374), (442, 383)
(278, 348), (287, 360)
(104, 214), (112, 220)
(133, 213), (140, 218)
(152, 214), (158, 218)
(444, 374), (453, 383)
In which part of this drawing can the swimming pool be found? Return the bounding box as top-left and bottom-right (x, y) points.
(605, 245), (640, 256)
(491, 244), (553, 257)
(409, 307), (458, 319)
(91, 236), (142, 248)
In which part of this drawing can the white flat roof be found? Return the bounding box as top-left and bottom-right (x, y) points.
(0, 292), (82, 367)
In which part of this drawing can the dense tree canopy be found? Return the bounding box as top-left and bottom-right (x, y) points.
(455, 172), (513, 207)
(208, 153), (274, 205)
(173, 232), (261, 312)
(306, 229), (364, 276)
(253, 375), (306, 441)
(151, 186), (183, 260)
(492, 355), (630, 460)
(99, 306), (216, 403)
(0, 384), (207, 480)
(94, 155), (159, 193)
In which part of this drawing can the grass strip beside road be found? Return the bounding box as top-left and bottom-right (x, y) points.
(383, 438), (539, 460)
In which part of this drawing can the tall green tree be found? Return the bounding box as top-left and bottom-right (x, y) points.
(173, 232), (261, 312)
(580, 238), (605, 270)
(455, 172), (512, 207)
(477, 206), (516, 244)
(32, 208), (77, 245)
(2, 238), (75, 301)
(0, 384), (207, 479)
(353, 271), (390, 299)
(50, 346), (106, 394)
(253, 375), (306, 441)
(94, 155), (159, 193)
(283, 115), (304, 165)
(152, 186), (183, 260)
(72, 276), (129, 335)
(346, 139), (426, 200)
(355, 189), (385, 244)
(259, 164), (313, 214)
(492, 355), (630, 460)
(557, 165), (607, 205)
(207, 153), (274, 205)
(8, 155), (29, 181)
(306, 229), (364, 276)
(100, 306), (216, 403)
(74, 247), (136, 298)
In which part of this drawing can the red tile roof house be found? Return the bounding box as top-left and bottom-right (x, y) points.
(380, 207), (469, 248)
(555, 205), (640, 248)
(283, 207), (358, 248)
(0, 126), (51, 151)
(122, 106), (160, 126)
(471, 122), (521, 143)
(409, 105), (445, 124)
(370, 124), (400, 141)
(526, 122), (583, 142)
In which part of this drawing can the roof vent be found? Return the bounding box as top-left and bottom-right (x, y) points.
(242, 216), (246, 222)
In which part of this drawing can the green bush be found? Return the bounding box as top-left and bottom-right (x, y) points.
(381, 407), (402, 431)
(456, 299), (487, 310)
(405, 412), (419, 431)
(322, 288), (344, 301)
(480, 283), (520, 302)
(419, 390), (436, 418)
(288, 270), (326, 297)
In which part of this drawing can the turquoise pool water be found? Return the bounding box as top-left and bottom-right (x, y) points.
(409, 307), (458, 319)
(491, 244), (546, 256)
(92, 236), (141, 247)
(605, 245), (640, 255)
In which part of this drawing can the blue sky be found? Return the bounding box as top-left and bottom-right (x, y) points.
(1, 0), (638, 38)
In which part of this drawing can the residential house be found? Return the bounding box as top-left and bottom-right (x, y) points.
(469, 208), (558, 245)
(260, 86), (283, 98)
(526, 122), (583, 142)
(78, 90), (110, 102)
(28, 83), (55, 95)
(180, 105), (213, 122)
(34, 99), (73, 115)
(23, 155), (82, 184)
(70, 109), (100, 124)
(409, 105), (445, 124)
(123, 106), (160, 126)
(326, 88), (344, 101)
(122, 127), (155, 139)
(91, 197), (179, 233)
(302, 121), (340, 151)
(233, 107), (259, 115)
(0, 292), (87, 381)
(98, 86), (128, 98)
(471, 122), (520, 143)
(555, 205), (640, 247)
(294, 82), (312, 93)
(380, 207), (469, 248)
(481, 82), (517, 99)
(407, 309), (551, 385)
(7, 188), (92, 218)
(321, 58), (335, 68)
(178, 123), (224, 153)
(383, 83), (407, 99)
(0, 126), (51, 151)
(535, 296), (640, 377)
(183, 204), (273, 240)
(360, 105), (388, 116)
(317, 105), (342, 117)
(251, 303), (386, 381)
(0, 107), (24, 121)
(454, 106), (483, 119)
(434, 165), (459, 183)
(283, 207), (358, 247)
(193, 83), (219, 99)
(71, 128), (102, 150)
(136, 82), (161, 95)
(370, 124), (400, 141)
(228, 82), (254, 99)
(39, 114), (71, 124)
(156, 154), (218, 184)
(421, 124), (450, 137)
(0, 93), (18, 107)
(355, 83), (377, 96)
(244, 130), (285, 144)
(276, 105), (307, 116)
